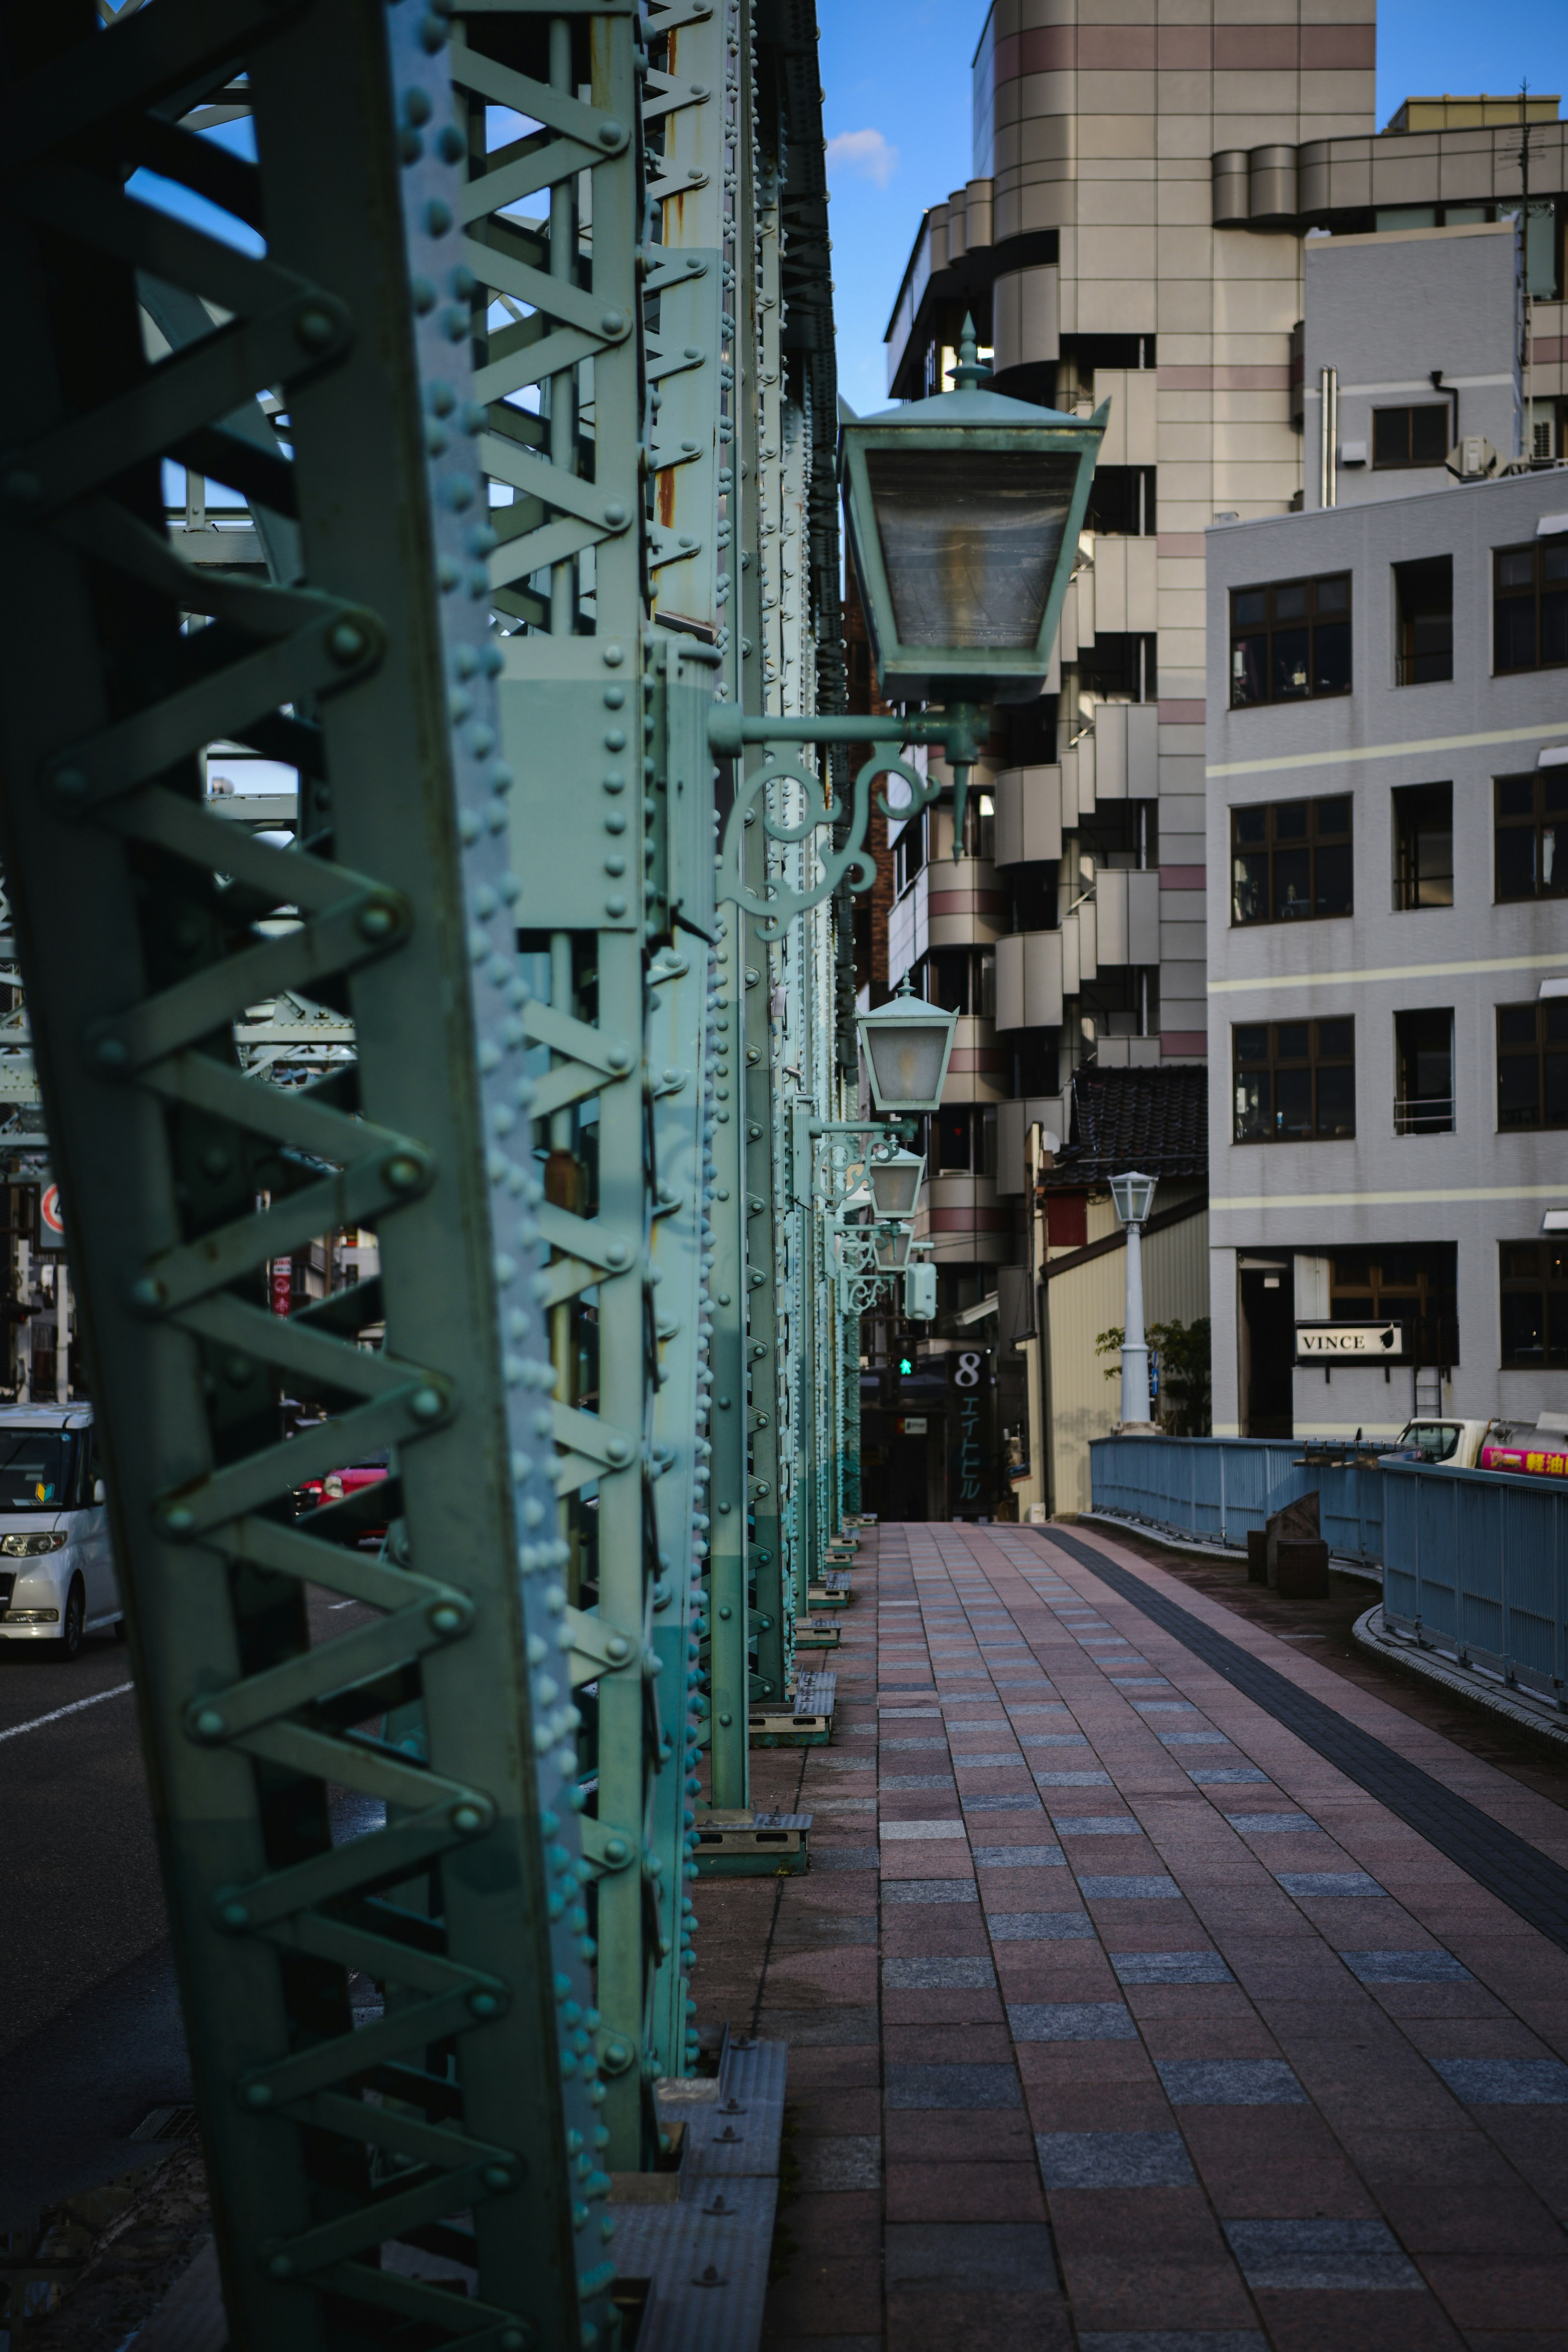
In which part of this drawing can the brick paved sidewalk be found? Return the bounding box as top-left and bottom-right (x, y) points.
(692, 1519), (1568, 2351)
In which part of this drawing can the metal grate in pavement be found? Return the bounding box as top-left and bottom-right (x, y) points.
(1033, 1528), (1568, 1954)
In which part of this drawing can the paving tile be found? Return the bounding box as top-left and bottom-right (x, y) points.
(1079, 1875), (1183, 1900)
(950, 1752), (1027, 1768)
(1035, 1770), (1115, 1786)
(1190, 1769), (1270, 1785)
(1160, 1732), (1233, 1745)
(884, 2159), (1047, 2223)
(883, 2287), (1074, 2351)
(972, 1844), (1064, 1867)
(965, 1794), (1046, 1813)
(1054, 1815), (1143, 1836)
(1430, 2058), (1568, 2104)
(882, 1878), (979, 1905)
(1111, 1951), (1235, 1985)
(880, 1737), (949, 1751)
(882, 1773), (957, 1790)
(1223, 2216), (1424, 2289)
(1020, 1732), (1091, 1746)
(882, 1957), (995, 1990)
(1226, 1813), (1321, 1834)
(882, 2108), (1038, 2163)
(880, 1819), (968, 1842)
(884, 2063), (1023, 2110)
(1276, 1872), (1385, 1897)
(811, 1847), (881, 1872)
(1077, 2337), (1266, 2351)
(1008, 2002), (1140, 2042)
(989, 1912), (1097, 1941)
(797, 2136), (882, 2192)
(1157, 2060), (1309, 2106)
(883, 2220), (1058, 2291)
(1338, 1949), (1474, 1984)
(1036, 2130), (1196, 2187)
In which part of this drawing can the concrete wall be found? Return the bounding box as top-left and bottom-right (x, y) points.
(1302, 223), (1522, 508)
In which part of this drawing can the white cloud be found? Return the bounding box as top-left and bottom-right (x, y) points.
(826, 127), (898, 189)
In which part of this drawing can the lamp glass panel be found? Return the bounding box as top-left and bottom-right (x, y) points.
(864, 446), (1080, 652)
(864, 1021), (948, 1109)
(875, 1226), (915, 1271)
(1109, 1172), (1158, 1225)
(869, 1155), (923, 1218)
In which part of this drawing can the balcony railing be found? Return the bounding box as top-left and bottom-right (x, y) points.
(1394, 1094), (1454, 1134)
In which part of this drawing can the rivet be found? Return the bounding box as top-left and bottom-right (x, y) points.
(429, 1602), (466, 1635)
(51, 766), (88, 802)
(356, 899), (398, 940)
(452, 1803), (484, 1833)
(193, 1707), (226, 1740)
(605, 895), (628, 917)
(482, 2165), (512, 2191)
(602, 643), (624, 666)
(160, 1504), (196, 1535)
(268, 2253), (294, 2278)
(94, 1036), (129, 1071)
(293, 307), (336, 351)
(4, 468), (42, 506)
(425, 196), (454, 234)
(220, 1900), (250, 1929)
(245, 2082), (273, 2109)
(402, 87), (433, 126)
(383, 1152), (427, 1192)
(410, 1385), (445, 1422)
(327, 619), (368, 664)
(470, 1989), (501, 2017)
(602, 501), (627, 528)
(597, 120), (625, 147)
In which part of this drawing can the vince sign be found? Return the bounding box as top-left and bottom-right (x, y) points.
(1295, 1321), (1405, 1363)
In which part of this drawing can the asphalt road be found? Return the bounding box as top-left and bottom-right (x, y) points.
(0, 1628), (184, 2223)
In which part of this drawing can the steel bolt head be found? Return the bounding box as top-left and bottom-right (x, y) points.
(245, 2082), (273, 2108)
(429, 1601), (466, 1636)
(268, 2253), (293, 2277)
(327, 619), (367, 664)
(130, 1276), (165, 1311)
(604, 1835), (629, 1864)
(482, 2165), (512, 2191)
(95, 1036), (129, 1070)
(193, 1707), (226, 1740)
(160, 1505), (196, 1536)
(383, 1152), (427, 1192)
(293, 307), (336, 351)
(51, 766), (87, 802)
(469, 1990), (501, 2017)
(598, 119), (625, 146)
(410, 1385), (445, 1422)
(220, 1900), (250, 1929)
(356, 899), (397, 940)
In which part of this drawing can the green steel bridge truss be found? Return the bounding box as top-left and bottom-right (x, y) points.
(0, 0), (869, 2342)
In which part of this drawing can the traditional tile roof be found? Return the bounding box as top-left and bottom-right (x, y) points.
(1041, 1063), (1208, 1187)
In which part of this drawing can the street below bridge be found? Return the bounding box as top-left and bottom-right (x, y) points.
(697, 1520), (1568, 2349)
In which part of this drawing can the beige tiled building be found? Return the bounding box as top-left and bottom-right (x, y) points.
(880, 7), (1567, 1307)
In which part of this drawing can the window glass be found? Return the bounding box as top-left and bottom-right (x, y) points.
(1229, 797), (1354, 926)
(0, 1433), (75, 1512)
(1497, 1002), (1568, 1130)
(1231, 1021), (1355, 1143)
(1495, 775), (1568, 902)
(1496, 544), (1568, 674)
(1229, 575), (1353, 708)
(1501, 1241), (1568, 1368)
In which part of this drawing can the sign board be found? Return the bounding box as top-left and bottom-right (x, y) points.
(945, 1349), (993, 1518)
(270, 1258), (293, 1317)
(900, 1416), (928, 1435)
(38, 1183), (64, 1247)
(1295, 1320), (1405, 1363)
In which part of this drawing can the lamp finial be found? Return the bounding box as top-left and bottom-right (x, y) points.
(949, 316), (992, 392)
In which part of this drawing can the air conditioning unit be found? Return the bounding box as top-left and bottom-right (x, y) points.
(1448, 433), (1499, 481)
(1339, 438), (1368, 468)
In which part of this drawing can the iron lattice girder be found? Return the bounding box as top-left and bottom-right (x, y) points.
(0, 3), (603, 2346)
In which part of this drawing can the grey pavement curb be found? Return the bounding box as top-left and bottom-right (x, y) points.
(1352, 1602), (1568, 1756)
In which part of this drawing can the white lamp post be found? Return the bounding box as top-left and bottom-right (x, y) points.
(1108, 1172), (1158, 1432)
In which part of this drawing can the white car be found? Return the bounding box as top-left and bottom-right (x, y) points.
(0, 1405), (119, 1658)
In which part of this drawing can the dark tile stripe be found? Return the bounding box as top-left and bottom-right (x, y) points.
(1034, 1528), (1568, 1953)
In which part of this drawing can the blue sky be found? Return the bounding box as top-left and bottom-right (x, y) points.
(819, 0), (1568, 414)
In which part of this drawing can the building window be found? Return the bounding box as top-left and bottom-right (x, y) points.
(1085, 466), (1156, 537)
(1230, 575), (1351, 708)
(1501, 1241), (1568, 1368)
(1373, 405), (1450, 471)
(1394, 1008), (1454, 1133)
(893, 810), (926, 896)
(1497, 1000), (1568, 1130)
(1233, 1019), (1355, 1143)
(1494, 772), (1568, 902)
(1392, 782), (1452, 910)
(928, 1104), (997, 1178)
(1230, 796), (1352, 926)
(1333, 1245), (1458, 1365)
(923, 947), (996, 1019)
(1494, 541), (1568, 675)
(1394, 555), (1453, 685)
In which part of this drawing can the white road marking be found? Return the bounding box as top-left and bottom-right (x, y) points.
(0, 1681), (134, 1743)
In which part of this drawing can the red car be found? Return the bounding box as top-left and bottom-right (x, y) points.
(294, 1457), (391, 1546)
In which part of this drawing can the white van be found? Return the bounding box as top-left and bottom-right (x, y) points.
(0, 1405), (118, 1658)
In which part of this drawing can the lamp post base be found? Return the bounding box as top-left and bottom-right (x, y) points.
(1114, 1421), (1161, 1436)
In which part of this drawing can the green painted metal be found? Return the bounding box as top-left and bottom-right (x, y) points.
(0, 2), (607, 2342)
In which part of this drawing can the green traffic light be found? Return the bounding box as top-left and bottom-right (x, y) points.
(899, 1356), (913, 1376)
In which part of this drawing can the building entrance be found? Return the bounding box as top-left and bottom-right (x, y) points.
(1241, 1259), (1294, 1437)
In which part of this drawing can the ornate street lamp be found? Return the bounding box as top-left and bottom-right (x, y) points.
(866, 1146), (925, 1222)
(840, 318), (1105, 851)
(873, 1222), (916, 1274)
(1108, 1172), (1158, 1432)
(856, 977), (958, 1115)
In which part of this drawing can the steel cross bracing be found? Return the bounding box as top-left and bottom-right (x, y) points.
(0, 3), (615, 2345)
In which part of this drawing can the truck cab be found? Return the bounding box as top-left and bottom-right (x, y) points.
(1388, 1419), (1494, 1467)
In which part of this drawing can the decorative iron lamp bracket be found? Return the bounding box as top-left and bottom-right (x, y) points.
(707, 706), (982, 935)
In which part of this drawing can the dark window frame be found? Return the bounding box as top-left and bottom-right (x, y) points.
(1494, 540), (1568, 675)
(1392, 780), (1454, 911)
(1229, 572), (1352, 710)
(1393, 1006), (1454, 1134)
(1232, 1018), (1356, 1145)
(1230, 795), (1353, 927)
(1332, 1245), (1458, 1366)
(1496, 999), (1568, 1131)
(1372, 404), (1450, 471)
(1393, 554), (1454, 687)
(1494, 772), (1568, 903)
(1500, 1239), (1568, 1370)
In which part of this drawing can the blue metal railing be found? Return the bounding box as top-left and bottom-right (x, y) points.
(1088, 1437), (1568, 1707)
(1087, 1434), (1385, 1566)
(1381, 1459), (1568, 1705)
